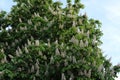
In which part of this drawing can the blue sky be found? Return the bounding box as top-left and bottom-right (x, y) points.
(0, 0), (120, 79)
(0, 0), (15, 12)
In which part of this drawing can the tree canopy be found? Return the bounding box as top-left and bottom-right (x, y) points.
(0, 0), (120, 80)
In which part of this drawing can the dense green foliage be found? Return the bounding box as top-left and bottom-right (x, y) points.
(0, 0), (120, 80)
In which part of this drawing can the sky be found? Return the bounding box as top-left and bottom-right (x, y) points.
(0, 0), (120, 79)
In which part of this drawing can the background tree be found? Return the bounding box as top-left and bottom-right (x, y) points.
(0, 0), (120, 80)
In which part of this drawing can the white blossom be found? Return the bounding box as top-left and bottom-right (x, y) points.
(47, 21), (53, 27)
(69, 56), (72, 62)
(98, 64), (103, 72)
(34, 25), (37, 30)
(44, 16), (48, 22)
(59, 24), (64, 29)
(61, 73), (66, 80)
(53, 11), (57, 15)
(66, 46), (69, 50)
(102, 72), (105, 78)
(18, 68), (22, 71)
(28, 0), (32, 6)
(34, 12), (39, 17)
(19, 18), (22, 22)
(64, 60), (68, 66)
(8, 54), (14, 59)
(20, 27), (23, 30)
(92, 35), (96, 45)
(35, 40), (39, 46)
(27, 39), (31, 45)
(43, 55), (47, 60)
(58, 10), (62, 15)
(36, 70), (40, 76)
(38, 51), (43, 56)
(1, 49), (4, 53)
(84, 70), (87, 76)
(24, 26), (27, 30)
(93, 61), (96, 66)
(0, 71), (4, 75)
(55, 48), (60, 55)
(61, 51), (66, 58)
(7, 32), (10, 36)
(25, 46), (29, 53)
(79, 19), (82, 24)
(36, 59), (39, 64)
(47, 39), (51, 47)
(50, 56), (54, 64)
(81, 29), (84, 34)
(0, 27), (4, 31)
(35, 62), (39, 70)
(56, 62), (60, 67)
(72, 56), (77, 63)
(35, 68), (40, 76)
(55, 39), (58, 45)
(80, 40), (84, 47)
(24, 43), (27, 47)
(16, 50), (20, 56)
(18, 47), (22, 54)
(21, 3), (25, 7)
(69, 10), (73, 14)
(31, 65), (35, 72)
(86, 30), (90, 38)
(77, 28), (81, 34)
(27, 20), (32, 25)
(69, 73), (74, 80)
(45, 68), (48, 76)
(15, 39), (18, 43)
(85, 40), (88, 47)
(67, 14), (72, 18)
(111, 69), (115, 75)
(78, 71), (83, 75)
(33, 77), (36, 80)
(5, 42), (8, 46)
(49, 6), (53, 12)
(72, 21), (76, 27)
(8, 46), (10, 49)
(69, 36), (79, 45)
(15, 29), (18, 32)
(61, 43), (64, 47)
(2, 55), (7, 63)
(12, 42), (15, 47)
(87, 69), (91, 78)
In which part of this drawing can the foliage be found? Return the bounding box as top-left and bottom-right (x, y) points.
(0, 0), (120, 80)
